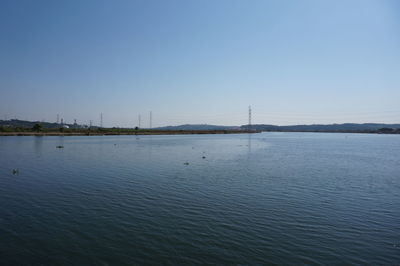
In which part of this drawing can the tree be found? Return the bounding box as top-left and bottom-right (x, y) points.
(32, 123), (42, 132)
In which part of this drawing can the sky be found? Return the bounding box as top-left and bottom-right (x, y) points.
(0, 0), (399, 127)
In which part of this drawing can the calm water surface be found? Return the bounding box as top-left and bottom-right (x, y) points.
(0, 133), (399, 265)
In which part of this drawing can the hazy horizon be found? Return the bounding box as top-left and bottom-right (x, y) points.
(1, 0), (399, 127)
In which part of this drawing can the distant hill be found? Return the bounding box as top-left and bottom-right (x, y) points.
(241, 123), (400, 132)
(156, 123), (400, 132)
(155, 124), (239, 131)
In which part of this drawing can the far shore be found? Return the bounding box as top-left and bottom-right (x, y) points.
(0, 130), (260, 136)
(1, 130), (399, 136)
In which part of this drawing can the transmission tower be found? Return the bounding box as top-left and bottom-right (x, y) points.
(149, 111), (152, 129)
(100, 113), (103, 128)
(138, 114), (141, 128)
(57, 114), (60, 124)
(248, 106), (252, 130)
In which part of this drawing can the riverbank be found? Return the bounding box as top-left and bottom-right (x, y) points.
(0, 130), (260, 136)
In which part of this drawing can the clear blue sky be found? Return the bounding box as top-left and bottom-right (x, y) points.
(1, 0), (399, 127)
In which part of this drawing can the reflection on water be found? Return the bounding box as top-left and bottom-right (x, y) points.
(247, 133), (252, 154)
(33, 136), (43, 155)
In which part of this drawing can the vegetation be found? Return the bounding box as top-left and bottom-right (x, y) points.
(32, 123), (42, 132)
(378, 127), (394, 133)
(0, 126), (256, 136)
(1, 119), (400, 135)
(244, 123), (400, 134)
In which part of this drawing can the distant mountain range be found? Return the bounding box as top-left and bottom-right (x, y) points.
(1, 119), (400, 133)
(157, 123), (400, 133)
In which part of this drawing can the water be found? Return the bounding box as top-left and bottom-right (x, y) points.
(0, 133), (399, 265)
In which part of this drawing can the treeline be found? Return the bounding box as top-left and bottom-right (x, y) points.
(2, 119), (400, 134)
(0, 125), (138, 133)
(0, 120), (255, 135)
(241, 123), (400, 134)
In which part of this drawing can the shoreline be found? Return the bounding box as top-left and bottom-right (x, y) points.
(0, 130), (398, 136)
(0, 130), (260, 136)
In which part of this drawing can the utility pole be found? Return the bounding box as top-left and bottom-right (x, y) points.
(100, 113), (103, 128)
(248, 106), (252, 131)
